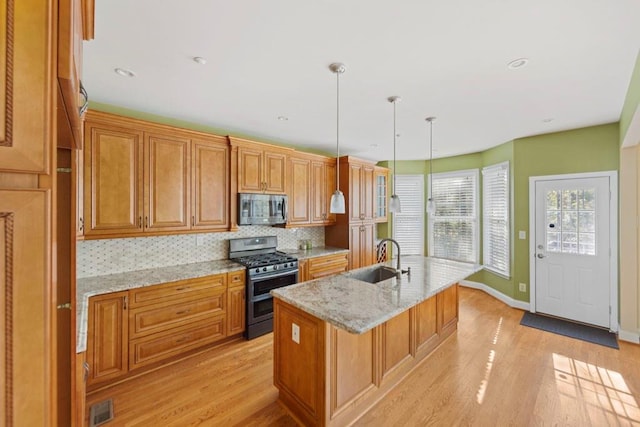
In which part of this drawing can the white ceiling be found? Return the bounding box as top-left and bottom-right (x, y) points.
(83, 0), (640, 161)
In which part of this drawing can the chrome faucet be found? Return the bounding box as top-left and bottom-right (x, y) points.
(377, 238), (409, 275)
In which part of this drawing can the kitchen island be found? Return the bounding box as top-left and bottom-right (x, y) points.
(271, 256), (481, 427)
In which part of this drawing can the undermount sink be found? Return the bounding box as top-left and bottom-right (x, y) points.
(350, 266), (399, 284)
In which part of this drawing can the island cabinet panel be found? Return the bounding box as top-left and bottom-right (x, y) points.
(273, 283), (461, 427)
(273, 300), (325, 426)
(441, 283), (459, 334)
(380, 309), (413, 381)
(331, 327), (377, 414)
(415, 295), (439, 356)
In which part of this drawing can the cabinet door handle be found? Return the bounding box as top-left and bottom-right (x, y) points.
(78, 217), (84, 232)
(191, 216), (195, 226)
(138, 216), (142, 228)
(176, 309), (191, 315)
(83, 362), (90, 383)
(144, 216), (149, 228)
(123, 295), (128, 310)
(175, 286), (190, 291)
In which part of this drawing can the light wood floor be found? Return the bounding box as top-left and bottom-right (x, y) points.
(87, 287), (640, 426)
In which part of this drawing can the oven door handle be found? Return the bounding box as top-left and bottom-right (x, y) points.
(250, 269), (298, 283)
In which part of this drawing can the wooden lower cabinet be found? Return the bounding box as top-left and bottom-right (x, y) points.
(86, 271), (245, 389)
(273, 284), (459, 427)
(86, 291), (129, 388)
(129, 317), (226, 370)
(298, 252), (349, 282)
(307, 252), (348, 280)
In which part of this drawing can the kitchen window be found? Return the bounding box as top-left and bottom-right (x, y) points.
(482, 162), (510, 277)
(428, 169), (479, 263)
(392, 175), (425, 255)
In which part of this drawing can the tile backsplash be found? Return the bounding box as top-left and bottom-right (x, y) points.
(77, 226), (325, 278)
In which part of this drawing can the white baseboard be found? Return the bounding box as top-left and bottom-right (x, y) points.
(460, 281), (640, 343)
(460, 280), (530, 311)
(618, 329), (640, 344)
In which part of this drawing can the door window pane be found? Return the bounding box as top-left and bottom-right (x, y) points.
(545, 187), (596, 256)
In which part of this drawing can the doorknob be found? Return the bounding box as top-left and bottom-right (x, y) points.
(537, 253), (546, 259)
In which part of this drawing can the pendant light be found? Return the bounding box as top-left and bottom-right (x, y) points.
(329, 63), (346, 214)
(426, 117), (437, 214)
(388, 96), (402, 213)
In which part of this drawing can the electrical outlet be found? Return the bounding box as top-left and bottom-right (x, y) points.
(519, 283), (526, 292)
(518, 230), (527, 240)
(292, 323), (300, 344)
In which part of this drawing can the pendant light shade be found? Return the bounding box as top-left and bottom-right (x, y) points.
(329, 63), (346, 214)
(388, 96), (402, 213)
(426, 117), (437, 215)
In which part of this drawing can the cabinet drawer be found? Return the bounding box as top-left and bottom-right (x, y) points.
(228, 270), (245, 287)
(308, 253), (348, 278)
(129, 274), (226, 308)
(129, 317), (226, 370)
(129, 289), (225, 338)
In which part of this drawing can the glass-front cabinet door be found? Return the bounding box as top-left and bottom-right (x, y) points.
(374, 166), (388, 223)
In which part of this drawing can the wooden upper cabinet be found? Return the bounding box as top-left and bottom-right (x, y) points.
(289, 156), (311, 225)
(374, 166), (389, 223)
(84, 120), (144, 237)
(232, 138), (291, 195)
(311, 159), (337, 225)
(0, 0), (51, 173)
(145, 133), (190, 232)
(192, 137), (229, 230)
(343, 157), (375, 223)
(82, 111), (233, 238)
(57, 0), (87, 150)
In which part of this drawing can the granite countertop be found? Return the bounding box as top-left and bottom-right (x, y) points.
(271, 256), (482, 334)
(283, 246), (349, 260)
(76, 259), (244, 353)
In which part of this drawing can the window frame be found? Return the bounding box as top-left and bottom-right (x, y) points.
(427, 168), (480, 263)
(392, 174), (425, 256)
(482, 161), (510, 278)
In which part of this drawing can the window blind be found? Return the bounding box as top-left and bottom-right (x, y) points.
(428, 169), (479, 263)
(392, 175), (424, 255)
(482, 162), (510, 277)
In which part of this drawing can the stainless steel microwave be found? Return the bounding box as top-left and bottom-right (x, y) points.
(238, 193), (288, 225)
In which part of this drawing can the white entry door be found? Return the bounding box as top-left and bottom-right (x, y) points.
(532, 175), (612, 328)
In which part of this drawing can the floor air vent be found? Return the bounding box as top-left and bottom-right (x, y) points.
(89, 398), (114, 427)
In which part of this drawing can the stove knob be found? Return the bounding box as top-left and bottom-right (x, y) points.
(274, 264), (279, 270)
(262, 267), (267, 272)
(255, 268), (260, 274)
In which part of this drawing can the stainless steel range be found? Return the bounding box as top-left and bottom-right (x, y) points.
(229, 236), (298, 339)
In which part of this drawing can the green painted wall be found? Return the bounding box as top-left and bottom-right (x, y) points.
(620, 52), (640, 144)
(512, 123), (619, 301)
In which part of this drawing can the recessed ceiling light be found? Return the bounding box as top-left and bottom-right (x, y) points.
(370, 144), (379, 148)
(507, 58), (529, 69)
(277, 116), (288, 121)
(114, 67), (136, 77)
(542, 118), (554, 123)
(193, 56), (207, 65)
